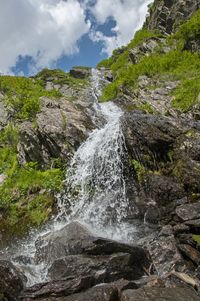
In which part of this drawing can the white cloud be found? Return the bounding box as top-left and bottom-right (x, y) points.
(90, 0), (153, 55)
(0, 0), (90, 74)
(0, 0), (152, 74)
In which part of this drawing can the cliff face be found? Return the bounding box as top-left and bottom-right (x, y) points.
(145, 0), (200, 34)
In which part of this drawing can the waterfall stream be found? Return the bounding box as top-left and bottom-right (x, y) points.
(1, 69), (137, 286)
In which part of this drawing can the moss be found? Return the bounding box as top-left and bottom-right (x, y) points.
(138, 102), (155, 114)
(132, 160), (146, 182)
(192, 234), (200, 245)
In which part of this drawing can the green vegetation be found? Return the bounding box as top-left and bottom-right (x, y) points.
(132, 160), (146, 182)
(192, 234), (200, 245)
(0, 124), (64, 235)
(36, 68), (89, 89)
(0, 75), (61, 120)
(99, 11), (200, 112)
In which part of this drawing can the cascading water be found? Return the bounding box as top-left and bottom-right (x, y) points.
(1, 69), (137, 287)
(57, 69), (129, 238)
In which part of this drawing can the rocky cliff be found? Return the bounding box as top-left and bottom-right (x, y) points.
(1, 1), (200, 301)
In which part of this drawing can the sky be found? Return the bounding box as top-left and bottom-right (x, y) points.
(0, 0), (152, 76)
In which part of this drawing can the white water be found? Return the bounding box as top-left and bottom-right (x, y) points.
(2, 69), (137, 286)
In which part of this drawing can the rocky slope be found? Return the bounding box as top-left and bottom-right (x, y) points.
(1, 0), (200, 300)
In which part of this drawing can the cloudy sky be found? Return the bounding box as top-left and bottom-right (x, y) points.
(0, 0), (152, 76)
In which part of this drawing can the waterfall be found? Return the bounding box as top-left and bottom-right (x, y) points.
(2, 69), (137, 286)
(57, 69), (129, 238)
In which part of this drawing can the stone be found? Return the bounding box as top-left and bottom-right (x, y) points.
(146, 234), (186, 276)
(0, 260), (25, 301)
(173, 223), (190, 234)
(35, 221), (95, 264)
(18, 98), (92, 166)
(70, 67), (91, 79)
(22, 276), (95, 299)
(178, 244), (200, 265)
(48, 252), (145, 283)
(176, 203), (200, 221)
(185, 219), (200, 232)
(121, 287), (200, 301)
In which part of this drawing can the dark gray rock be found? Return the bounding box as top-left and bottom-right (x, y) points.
(178, 244), (200, 265)
(70, 67), (91, 79)
(0, 260), (25, 301)
(176, 203), (200, 221)
(121, 287), (200, 301)
(22, 276), (95, 299)
(35, 222), (95, 264)
(48, 252), (145, 283)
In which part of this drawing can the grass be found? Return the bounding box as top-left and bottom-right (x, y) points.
(0, 75), (61, 120)
(0, 124), (64, 235)
(99, 10), (200, 112)
(36, 68), (89, 89)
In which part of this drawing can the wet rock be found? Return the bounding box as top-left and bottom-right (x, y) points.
(146, 234), (186, 276)
(176, 203), (200, 221)
(178, 244), (200, 265)
(35, 222), (95, 264)
(70, 67), (91, 79)
(48, 252), (145, 283)
(185, 219), (200, 232)
(177, 234), (197, 247)
(121, 287), (200, 301)
(0, 260), (25, 301)
(23, 276), (95, 299)
(142, 174), (185, 206)
(173, 223), (190, 234)
(123, 112), (181, 166)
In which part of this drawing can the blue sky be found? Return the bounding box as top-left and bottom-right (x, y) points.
(0, 0), (152, 76)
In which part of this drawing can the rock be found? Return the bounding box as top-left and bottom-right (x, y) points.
(123, 112), (181, 167)
(178, 244), (200, 265)
(48, 252), (145, 283)
(48, 284), (118, 301)
(144, 201), (161, 228)
(35, 222), (95, 264)
(0, 260), (25, 301)
(173, 223), (190, 234)
(185, 219), (200, 232)
(142, 174), (185, 206)
(176, 203), (200, 221)
(145, 0), (200, 34)
(146, 234), (186, 276)
(70, 67), (91, 79)
(121, 287), (200, 301)
(18, 98), (92, 166)
(23, 276), (95, 299)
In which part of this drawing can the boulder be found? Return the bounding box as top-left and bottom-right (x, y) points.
(35, 222), (149, 271)
(121, 287), (200, 301)
(70, 67), (91, 79)
(35, 222), (95, 264)
(22, 276), (95, 299)
(176, 203), (200, 221)
(48, 252), (144, 283)
(178, 244), (200, 265)
(18, 98), (92, 166)
(0, 260), (25, 301)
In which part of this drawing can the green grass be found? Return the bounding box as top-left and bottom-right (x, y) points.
(0, 75), (61, 120)
(36, 68), (89, 88)
(192, 234), (200, 245)
(0, 124), (64, 235)
(99, 10), (200, 112)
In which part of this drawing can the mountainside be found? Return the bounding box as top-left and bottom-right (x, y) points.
(1, 1), (200, 300)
